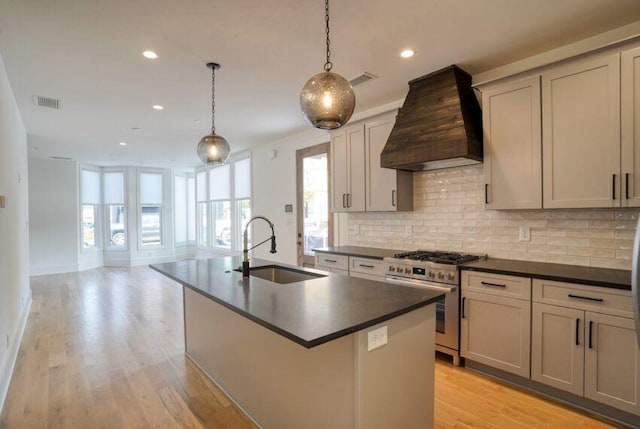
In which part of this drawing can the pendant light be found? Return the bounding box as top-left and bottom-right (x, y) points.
(197, 62), (231, 165)
(299, 0), (355, 130)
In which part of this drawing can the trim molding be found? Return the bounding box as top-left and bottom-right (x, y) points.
(0, 288), (32, 414)
(30, 263), (79, 276)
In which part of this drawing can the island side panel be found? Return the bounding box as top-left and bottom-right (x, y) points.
(355, 304), (435, 429)
(183, 287), (356, 429)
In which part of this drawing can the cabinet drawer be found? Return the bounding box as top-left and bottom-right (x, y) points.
(350, 257), (385, 277)
(315, 253), (349, 271)
(532, 279), (632, 318)
(462, 271), (531, 300)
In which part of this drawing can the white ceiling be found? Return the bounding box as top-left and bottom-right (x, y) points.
(2, 0), (640, 169)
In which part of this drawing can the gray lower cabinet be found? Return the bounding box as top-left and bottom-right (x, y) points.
(460, 271), (531, 378)
(531, 279), (639, 416)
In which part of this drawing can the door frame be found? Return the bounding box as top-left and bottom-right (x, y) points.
(296, 142), (332, 267)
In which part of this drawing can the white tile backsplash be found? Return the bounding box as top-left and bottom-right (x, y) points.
(346, 165), (639, 270)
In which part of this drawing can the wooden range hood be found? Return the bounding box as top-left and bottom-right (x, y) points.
(380, 65), (483, 171)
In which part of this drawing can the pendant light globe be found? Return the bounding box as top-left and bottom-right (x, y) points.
(300, 71), (355, 130)
(197, 62), (230, 165)
(299, 0), (355, 130)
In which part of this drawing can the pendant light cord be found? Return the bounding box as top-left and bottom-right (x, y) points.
(324, 0), (332, 72)
(211, 66), (216, 134)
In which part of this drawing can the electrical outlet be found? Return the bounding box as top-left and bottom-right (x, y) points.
(405, 225), (412, 237)
(519, 225), (531, 242)
(348, 224), (359, 234)
(367, 326), (388, 351)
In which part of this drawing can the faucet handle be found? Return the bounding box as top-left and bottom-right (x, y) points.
(270, 235), (277, 254)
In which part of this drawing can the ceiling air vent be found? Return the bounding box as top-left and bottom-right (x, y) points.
(349, 72), (377, 88)
(32, 95), (62, 110)
(51, 156), (72, 160)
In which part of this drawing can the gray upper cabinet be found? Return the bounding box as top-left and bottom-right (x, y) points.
(330, 113), (412, 213)
(542, 53), (621, 209)
(621, 45), (640, 207)
(482, 76), (542, 209)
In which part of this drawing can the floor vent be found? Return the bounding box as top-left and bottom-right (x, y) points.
(349, 72), (377, 87)
(33, 95), (62, 109)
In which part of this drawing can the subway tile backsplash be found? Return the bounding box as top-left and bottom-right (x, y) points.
(346, 165), (639, 270)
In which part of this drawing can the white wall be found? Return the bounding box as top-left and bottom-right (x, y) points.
(251, 127), (329, 264)
(0, 52), (31, 413)
(28, 158), (80, 275)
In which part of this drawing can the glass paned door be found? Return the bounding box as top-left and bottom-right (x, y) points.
(296, 143), (332, 267)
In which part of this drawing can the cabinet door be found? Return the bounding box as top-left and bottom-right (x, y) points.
(331, 130), (349, 212)
(542, 54), (621, 208)
(460, 291), (530, 377)
(585, 312), (640, 415)
(365, 116), (397, 211)
(531, 303), (584, 396)
(621, 46), (640, 207)
(347, 126), (365, 212)
(482, 76), (542, 209)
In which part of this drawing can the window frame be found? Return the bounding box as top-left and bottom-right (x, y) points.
(174, 172), (192, 247)
(79, 165), (102, 253)
(137, 168), (166, 250)
(103, 168), (128, 250)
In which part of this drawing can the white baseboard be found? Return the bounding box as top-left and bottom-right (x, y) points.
(0, 288), (32, 414)
(30, 263), (79, 276)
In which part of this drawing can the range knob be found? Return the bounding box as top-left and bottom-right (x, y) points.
(437, 272), (445, 280)
(389, 266), (396, 272)
(447, 272), (455, 281)
(404, 267), (412, 274)
(428, 271), (435, 279)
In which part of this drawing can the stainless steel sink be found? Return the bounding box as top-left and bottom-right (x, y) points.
(236, 265), (326, 284)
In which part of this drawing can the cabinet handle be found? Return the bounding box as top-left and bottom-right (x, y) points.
(347, 193), (351, 208)
(342, 194), (346, 208)
(588, 320), (594, 349)
(568, 293), (603, 303)
(324, 259), (337, 263)
(359, 264), (375, 269)
(612, 174), (617, 200)
(485, 184), (489, 204)
(461, 297), (466, 319)
(391, 190), (396, 207)
(575, 318), (580, 346)
(480, 281), (506, 288)
(626, 173), (630, 200)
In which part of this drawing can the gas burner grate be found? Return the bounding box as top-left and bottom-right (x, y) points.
(392, 250), (482, 265)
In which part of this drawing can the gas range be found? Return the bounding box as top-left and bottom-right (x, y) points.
(384, 250), (485, 285)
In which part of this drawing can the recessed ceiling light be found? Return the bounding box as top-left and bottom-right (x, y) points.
(142, 50), (158, 59)
(400, 49), (415, 58)
(119, 142), (127, 146)
(152, 105), (164, 110)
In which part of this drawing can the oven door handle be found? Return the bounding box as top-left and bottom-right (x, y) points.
(385, 276), (456, 293)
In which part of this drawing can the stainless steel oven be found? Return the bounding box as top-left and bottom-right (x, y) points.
(384, 251), (484, 366)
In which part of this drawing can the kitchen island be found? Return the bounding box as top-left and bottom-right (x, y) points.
(151, 257), (444, 429)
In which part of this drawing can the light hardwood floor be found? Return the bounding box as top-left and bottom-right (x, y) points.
(0, 267), (622, 428)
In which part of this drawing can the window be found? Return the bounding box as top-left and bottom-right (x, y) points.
(104, 171), (126, 247)
(194, 155), (252, 253)
(139, 172), (163, 247)
(234, 157), (251, 248)
(174, 175), (187, 244)
(209, 165), (231, 250)
(187, 176), (196, 243)
(81, 168), (100, 249)
(196, 171), (208, 246)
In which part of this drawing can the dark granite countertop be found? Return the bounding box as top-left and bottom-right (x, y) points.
(150, 257), (444, 348)
(313, 246), (402, 260)
(459, 258), (631, 290)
